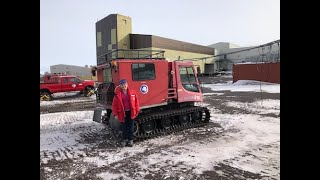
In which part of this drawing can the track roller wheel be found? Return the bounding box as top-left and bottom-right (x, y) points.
(178, 114), (190, 125)
(160, 117), (173, 129)
(140, 120), (156, 134)
(191, 111), (202, 122)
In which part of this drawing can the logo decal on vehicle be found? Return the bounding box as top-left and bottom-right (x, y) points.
(140, 84), (148, 94)
(72, 84), (76, 88)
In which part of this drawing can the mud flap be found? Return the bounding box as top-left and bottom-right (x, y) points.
(93, 107), (104, 123)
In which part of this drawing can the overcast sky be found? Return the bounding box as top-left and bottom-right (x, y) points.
(40, 0), (280, 73)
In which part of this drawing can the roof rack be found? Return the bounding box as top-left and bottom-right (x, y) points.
(97, 49), (165, 65)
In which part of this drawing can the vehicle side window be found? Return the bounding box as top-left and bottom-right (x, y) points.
(63, 78), (68, 84)
(179, 66), (199, 92)
(51, 77), (59, 83)
(186, 67), (196, 83)
(70, 77), (81, 83)
(132, 63), (155, 81)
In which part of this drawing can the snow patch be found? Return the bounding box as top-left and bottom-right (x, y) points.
(203, 92), (224, 96)
(224, 99), (280, 115)
(203, 80), (280, 93)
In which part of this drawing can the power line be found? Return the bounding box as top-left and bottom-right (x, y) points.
(180, 39), (280, 61)
(212, 39), (279, 58)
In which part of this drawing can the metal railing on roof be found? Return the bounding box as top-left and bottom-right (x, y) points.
(97, 49), (165, 65)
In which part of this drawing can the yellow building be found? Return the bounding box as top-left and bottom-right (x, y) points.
(96, 14), (216, 74)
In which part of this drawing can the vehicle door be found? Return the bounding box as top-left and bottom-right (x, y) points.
(61, 77), (71, 92)
(48, 77), (61, 92)
(70, 77), (84, 91)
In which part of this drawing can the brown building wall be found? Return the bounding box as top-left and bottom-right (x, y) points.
(152, 35), (215, 55)
(130, 34), (215, 55)
(130, 34), (152, 49)
(233, 62), (280, 83)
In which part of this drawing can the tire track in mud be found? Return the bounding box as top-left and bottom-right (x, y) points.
(40, 127), (104, 163)
(40, 111), (95, 129)
(40, 111), (106, 164)
(70, 110), (279, 179)
(40, 100), (95, 114)
(41, 130), (109, 160)
(41, 115), (225, 178)
(41, 124), (219, 179)
(41, 148), (89, 163)
(41, 159), (90, 180)
(69, 122), (225, 179)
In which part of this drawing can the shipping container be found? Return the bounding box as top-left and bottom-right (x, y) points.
(233, 62), (280, 83)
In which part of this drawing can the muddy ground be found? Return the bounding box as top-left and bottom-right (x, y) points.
(40, 75), (280, 180)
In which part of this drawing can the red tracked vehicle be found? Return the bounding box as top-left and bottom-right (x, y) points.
(93, 49), (210, 140)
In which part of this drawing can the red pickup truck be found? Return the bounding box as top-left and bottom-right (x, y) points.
(40, 74), (95, 101)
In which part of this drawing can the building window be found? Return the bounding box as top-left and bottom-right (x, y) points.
(97, 32), (102, 47)
(132, 63), (155, 81)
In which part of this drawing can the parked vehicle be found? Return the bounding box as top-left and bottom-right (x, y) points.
(40, 74), (95, 101)
(92, 49), (210, 141)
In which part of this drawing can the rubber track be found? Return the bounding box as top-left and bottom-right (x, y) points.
(134, 106), (210, 141)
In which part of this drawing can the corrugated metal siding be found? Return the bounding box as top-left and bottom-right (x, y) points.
(268, 63), (280, 83)
(233, 62), (280, 83)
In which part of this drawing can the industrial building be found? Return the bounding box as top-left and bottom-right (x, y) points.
(95, 14), (216, 75)
(209, 42), (280, 71)
(95, 13), (280, 75)
(50, 64), (97, 80)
